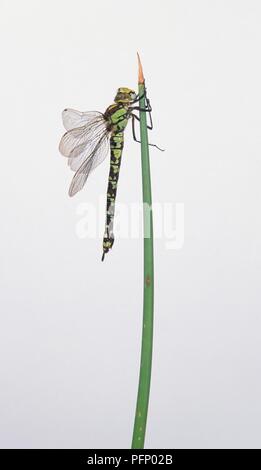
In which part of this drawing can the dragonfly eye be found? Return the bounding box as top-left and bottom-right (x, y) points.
(115, 90), (136, 103)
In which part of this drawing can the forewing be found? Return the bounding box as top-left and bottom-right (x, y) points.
(59, 115), (107, 158)
(67, 122), (110, 172)
(68, 132), (110, 197)
(62, 108), (103, 131)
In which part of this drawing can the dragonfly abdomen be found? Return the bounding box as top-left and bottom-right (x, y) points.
(102, 131), (124, 260)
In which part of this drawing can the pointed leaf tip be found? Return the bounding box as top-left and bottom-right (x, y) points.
(137, 52), (145, 84)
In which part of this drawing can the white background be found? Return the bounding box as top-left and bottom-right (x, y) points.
(0, 0), (261, 449)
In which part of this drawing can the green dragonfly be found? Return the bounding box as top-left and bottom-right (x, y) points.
(59, 87), (161, 261)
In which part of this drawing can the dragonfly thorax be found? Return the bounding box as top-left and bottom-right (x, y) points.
(104, 103), (129, 133)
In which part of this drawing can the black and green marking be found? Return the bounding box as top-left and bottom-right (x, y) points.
(59, 86), (160, 260)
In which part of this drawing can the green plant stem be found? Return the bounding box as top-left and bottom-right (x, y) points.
(131, 81), (154, 449)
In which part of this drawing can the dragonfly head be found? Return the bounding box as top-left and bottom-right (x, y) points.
(114, 87), (137, 104)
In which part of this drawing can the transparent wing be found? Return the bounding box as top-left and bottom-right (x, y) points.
(59, 114), (107, 158)
(68, 132), (110, 197)
(66, 122), (109, 172)
(62, 108), (103, 131)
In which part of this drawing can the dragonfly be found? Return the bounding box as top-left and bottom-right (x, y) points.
(59, 87), (161, 261)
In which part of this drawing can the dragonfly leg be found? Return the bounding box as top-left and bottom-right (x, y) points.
(130, 103), (153, 129)
(131, 114), (164, 152)
(131, 111), (153, 131)
(144, 95), (153, 129)
(131, 91), (152, 110)
(132, 115), (141, 144)
(131, 114), (152, 141)
(132, 86), (149, 105)
(131, 89), (164, 151)
(131, 105), (151, 112)
(132, 92), (145, 104)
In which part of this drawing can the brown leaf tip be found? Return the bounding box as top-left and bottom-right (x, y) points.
(137, 52), (145, 84)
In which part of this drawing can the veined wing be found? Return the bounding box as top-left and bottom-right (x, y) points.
(68, 131), (110, 197)
(62, 108), (103, 131)
(59, 108), (111, 196)
(59, 113), (107, 159)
